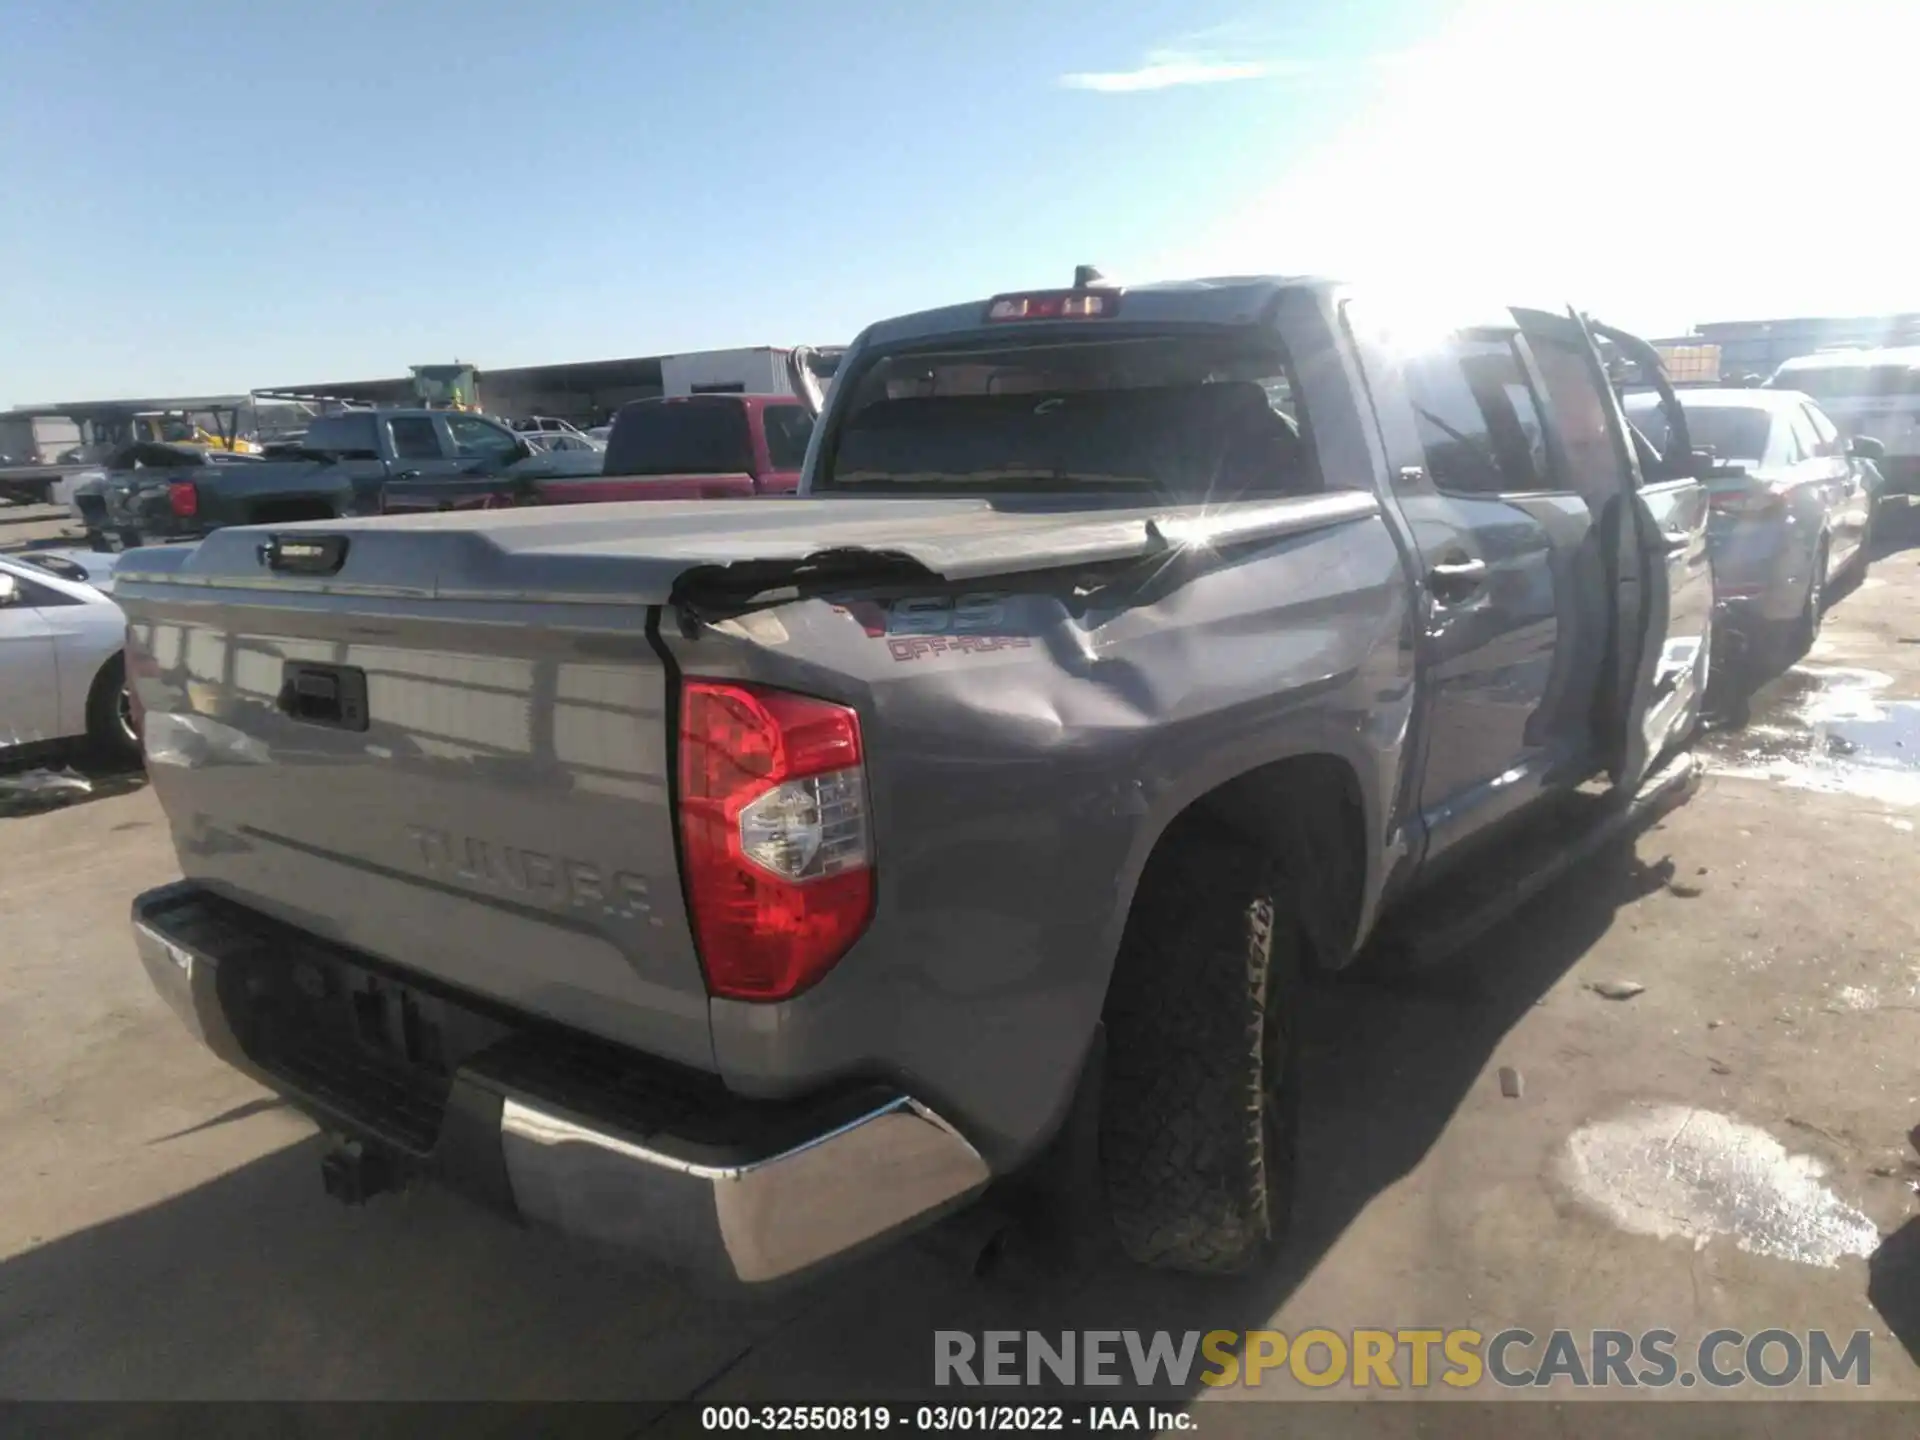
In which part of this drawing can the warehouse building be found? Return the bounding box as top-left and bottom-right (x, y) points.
(1651, 312), (1920, 383)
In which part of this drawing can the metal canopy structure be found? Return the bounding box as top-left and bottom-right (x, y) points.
(256, 355), (671, 414)
(257, 349), (846, 423)
(4, 394), (256, 421)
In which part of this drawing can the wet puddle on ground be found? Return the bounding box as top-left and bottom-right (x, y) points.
(1559, 1105), (1879, 1267)
(1702, 665), (1920, 805)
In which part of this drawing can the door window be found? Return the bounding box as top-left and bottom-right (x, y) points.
(446, 415), (522, 462)
(1802, 404), (1843, 457)
(3, 572), (74, 607)
(1783, 408), (1819, 464)
(762, 405), (815, 470)
(388, 416), (443, 461)
(1401, 336), (1550, 495)
(1526, 334), (1636, 503)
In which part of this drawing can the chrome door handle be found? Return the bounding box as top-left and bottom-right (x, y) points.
(1663, 529), (1692, 551)
(1426, 556), (1488, 601)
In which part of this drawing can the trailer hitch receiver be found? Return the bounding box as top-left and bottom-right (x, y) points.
(320, 1137), (400, 1206)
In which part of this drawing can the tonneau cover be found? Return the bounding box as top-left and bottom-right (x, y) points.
(112, 492), (1379, 606)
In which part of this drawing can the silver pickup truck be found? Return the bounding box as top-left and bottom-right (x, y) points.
(116, 274), (1713, 1285)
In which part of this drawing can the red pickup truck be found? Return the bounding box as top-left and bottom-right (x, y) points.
(543, 393), (814, 504)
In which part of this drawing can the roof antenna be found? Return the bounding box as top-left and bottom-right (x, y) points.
(1073, 264), (1106, 289)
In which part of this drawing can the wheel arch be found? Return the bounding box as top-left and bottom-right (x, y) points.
(82, 644), (136, 753)
(1106, 747), (1378, 987)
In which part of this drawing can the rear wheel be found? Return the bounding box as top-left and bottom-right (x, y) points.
(1680, 621), (1715, 742)
(1098, 813), (1300, 1275)
(1785, 536), (1830, 662)
(86, 653), (140, 765)
(1835, 509), (1875, 595)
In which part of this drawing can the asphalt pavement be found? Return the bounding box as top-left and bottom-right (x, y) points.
(4, 505), (1920, 1413)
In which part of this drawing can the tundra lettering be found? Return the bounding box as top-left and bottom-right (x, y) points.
(404, 825), (654, 921)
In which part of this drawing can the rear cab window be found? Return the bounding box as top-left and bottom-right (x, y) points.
(302, 412), (380, 459)
(814, 332), (1320, 499)
(604, 401), (753, 476)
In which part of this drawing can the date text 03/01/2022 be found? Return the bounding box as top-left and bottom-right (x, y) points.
(701, 1405), (1185, 1432)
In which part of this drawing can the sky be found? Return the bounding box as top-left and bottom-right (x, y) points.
(2, 0), (1917, 408)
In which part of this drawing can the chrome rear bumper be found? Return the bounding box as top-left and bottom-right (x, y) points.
(500, 1094), (988, 1284)
(132, 883), (989, 1284)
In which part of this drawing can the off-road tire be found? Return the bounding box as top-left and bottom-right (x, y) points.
(1098, 813), (1301, 1274)
(85, 653), (139, 765)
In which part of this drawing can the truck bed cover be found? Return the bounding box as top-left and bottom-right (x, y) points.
(113, 491), (1379, 606)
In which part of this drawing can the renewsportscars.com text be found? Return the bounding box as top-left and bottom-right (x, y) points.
(933, 1328), (1873, 1390)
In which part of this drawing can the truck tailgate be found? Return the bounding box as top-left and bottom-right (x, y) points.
(117, 534), (714, 1071)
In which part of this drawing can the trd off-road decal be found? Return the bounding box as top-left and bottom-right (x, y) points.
(834, 593), (1037, 663)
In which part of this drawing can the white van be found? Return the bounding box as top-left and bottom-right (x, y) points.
(1767, 346), (1920, 493)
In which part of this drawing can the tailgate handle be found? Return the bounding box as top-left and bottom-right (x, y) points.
(260, 534), (349, 575)
(278, 662), (369, 731)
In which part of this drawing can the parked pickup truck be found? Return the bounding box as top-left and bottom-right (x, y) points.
(432, 393), (818, 507)
(579, 393), (814, 499)
(93, 410), (555, 547)
(101, 397), (817, 545)
(117, 274), (1712, 1285)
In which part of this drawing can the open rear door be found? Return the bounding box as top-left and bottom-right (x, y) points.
(1513, 306), (1707, 794)
(1586, 315), (1714, 782)
(784, 346), (828, 418)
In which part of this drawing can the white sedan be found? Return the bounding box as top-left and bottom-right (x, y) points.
(0, 550), (138, 760)
(510, 431), (607, 479)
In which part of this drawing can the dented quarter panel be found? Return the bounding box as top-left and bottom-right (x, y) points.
(676, 534), (1414, 1171)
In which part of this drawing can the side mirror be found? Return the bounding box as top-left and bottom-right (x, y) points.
(1850, 435), (1887, 462)
(0, 573), (17, 606)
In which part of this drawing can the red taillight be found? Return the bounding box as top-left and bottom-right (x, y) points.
(985, 290), (1118, 322)
(678, 680), (873, 1001)
(167, 481), (199, 518)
